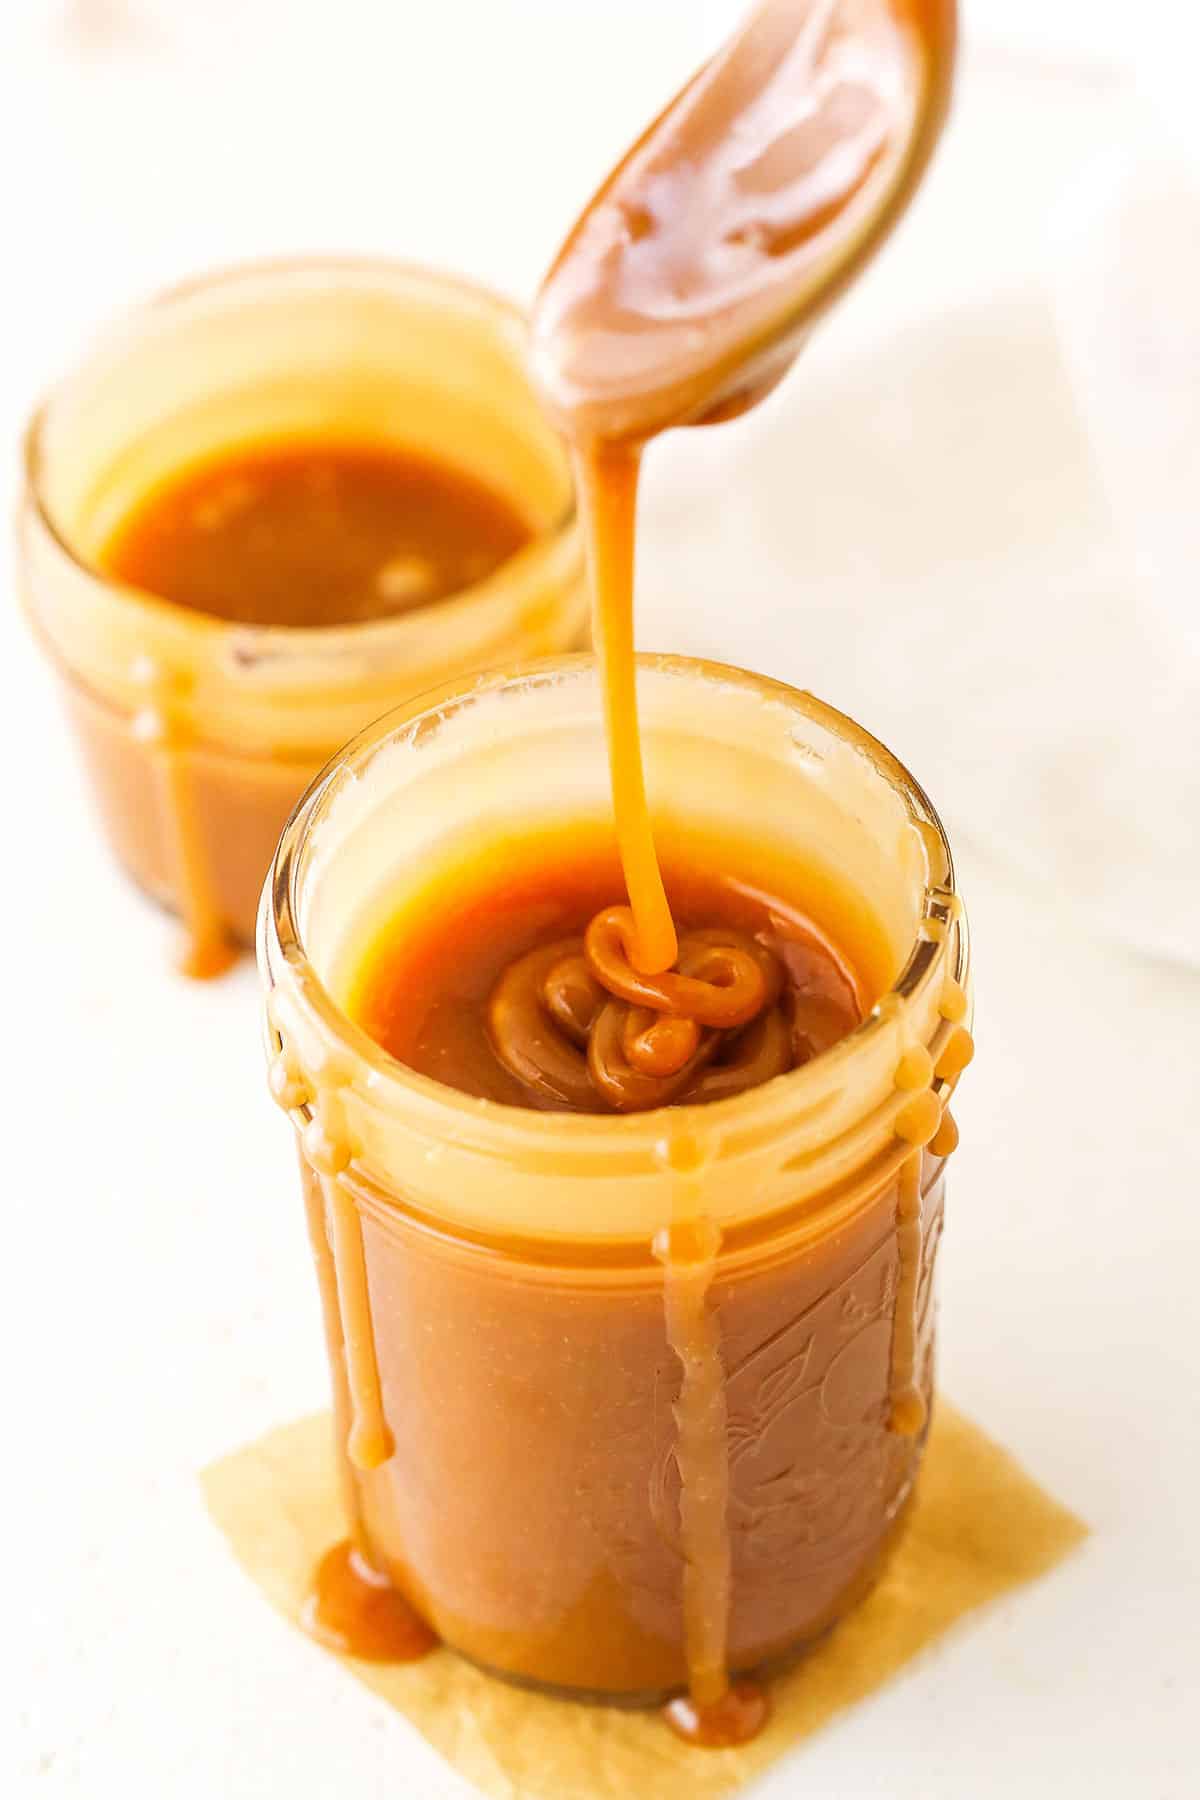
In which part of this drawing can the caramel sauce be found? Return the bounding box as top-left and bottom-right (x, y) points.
(322, 1171), (394, 1473)
(304, 1541), (438, 1663)
(653, 1157), (736, 1722)
(663, 1679), (772, 1748)
(100, 437), (531, 628)
(97, 437), (530, 977)
(282, 0), (958, 1732)
(347, 834), (868, 1112)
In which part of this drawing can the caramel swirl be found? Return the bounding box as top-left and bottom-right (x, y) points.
(488, 906), (793, 1113)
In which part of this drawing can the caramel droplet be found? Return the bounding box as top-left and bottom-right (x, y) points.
(320, 1163), (394, 1472)
(890, 1388), (927, 1437)
(302, 1115), (351, 1178)
(894, 1045), (934, 1091)
(935, 1024), (974, 1083)
(268, 1053), (309, 1111)
(177, 929), (238, 982)
(653, 1208), (734, 1723)
(654, 1127), (711, 1178)
(663, 1678), (771, 1748)
(895, 1088), (940, 1147)
(303, 1541), (437, 1663)
(888, 1149), (926, 1436)
(653, 1212), (722, 1266)
(930, 1107), (959, 1158)
(938, 977), (968, 1023)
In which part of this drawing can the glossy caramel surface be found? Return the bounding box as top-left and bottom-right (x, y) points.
(100, 436), (531, 628)
(347, 835), (868, 1113)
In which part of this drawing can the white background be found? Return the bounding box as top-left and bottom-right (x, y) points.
(3, 5), (1199, 1798)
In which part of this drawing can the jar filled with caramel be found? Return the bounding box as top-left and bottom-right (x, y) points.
(18, 259), (585, 975)
(259, 654), (971, 1709)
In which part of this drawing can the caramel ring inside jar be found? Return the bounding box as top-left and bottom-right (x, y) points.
(487, 909), (793, 1113)
(486, 941), (598, 1110)
(584, 907), (780, 1027)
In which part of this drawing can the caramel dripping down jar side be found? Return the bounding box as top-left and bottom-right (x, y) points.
(257, 657), (972, 1703)
(18, 259), (585, 967)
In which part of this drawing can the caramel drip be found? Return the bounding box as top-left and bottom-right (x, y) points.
(891, 1005), (966, 1407)
(663, 1681), (771, 1748)
(323, 1173), (394, 1473)
(303, 1540), (437, 1663)
(131, 657), (234, 979)
(302, 1171), (370, 1551)
(888, 1149), (926, 1436)
(273, 1038), (413, 1651)
(938, 975), (969, 1024)
(935, 1022), (974, 1083)
(653, 1145), (771, 1739)
(929, 1106), (958, 1158)
(655, 1213), (731, 1706)
(488, 907), (792, 1113)
(296, 1074), (394, 1474)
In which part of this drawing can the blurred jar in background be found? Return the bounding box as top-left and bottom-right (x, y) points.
(18, 259), (585, 974)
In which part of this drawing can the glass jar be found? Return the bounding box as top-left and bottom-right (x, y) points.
(258, 655), (971, 1701)
(18, 258), (585, 972)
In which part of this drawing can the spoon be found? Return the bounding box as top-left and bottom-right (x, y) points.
(532, 0), (957, 444)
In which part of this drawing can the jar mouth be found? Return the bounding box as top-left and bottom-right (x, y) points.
(260, 653), (968, 1177)
(21, 254), (577, 663)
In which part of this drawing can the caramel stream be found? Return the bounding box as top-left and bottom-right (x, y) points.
(488, 904), (792, 1112)
(523, 0), (956, 1731)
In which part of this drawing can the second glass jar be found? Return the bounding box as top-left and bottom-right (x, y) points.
(18, 258), (585, 970)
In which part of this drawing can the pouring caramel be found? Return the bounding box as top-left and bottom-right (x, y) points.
(350, 835), (868, 1116)
(531, 0), (955, 980)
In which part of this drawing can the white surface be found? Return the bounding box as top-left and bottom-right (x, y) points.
(4, 5), (1199, 1798)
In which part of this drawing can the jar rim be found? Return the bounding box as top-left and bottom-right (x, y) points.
(21, 254), (578, 668)
(259, 652), (968, 1173)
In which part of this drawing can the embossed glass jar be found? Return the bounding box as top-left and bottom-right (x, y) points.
(258, 655), (971, 1700)
(19, 258), (584, 965)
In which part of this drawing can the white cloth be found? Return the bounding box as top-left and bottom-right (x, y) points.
(637, 65), (1200, 967)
